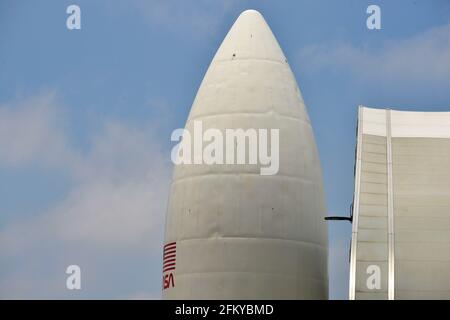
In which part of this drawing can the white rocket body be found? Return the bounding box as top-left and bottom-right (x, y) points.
(162, 10), (328, 299)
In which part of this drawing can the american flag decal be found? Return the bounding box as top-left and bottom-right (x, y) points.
(163, 242), (177, 273)
(163, 242), (176, 289)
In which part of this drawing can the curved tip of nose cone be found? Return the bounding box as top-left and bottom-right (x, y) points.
(239, 9), (263, 17)
(212, 8), (286, 63)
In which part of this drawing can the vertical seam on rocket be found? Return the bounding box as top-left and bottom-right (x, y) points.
(349, 106), (364, 300)
(386, 109), (395, 300)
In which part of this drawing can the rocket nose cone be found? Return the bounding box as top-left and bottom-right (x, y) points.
(163, 8), (328, 300)
(239, 9), (263, 17)
(212, 8), (286, 63)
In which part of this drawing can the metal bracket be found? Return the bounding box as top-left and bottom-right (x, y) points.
(324, 216), (352, 222)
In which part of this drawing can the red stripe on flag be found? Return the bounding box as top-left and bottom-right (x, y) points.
(164, 262), (176, 268)
(164, 254), (176, 260)
(164, 244), (176, 251)
(164, 242), (176, 249)
(164, 259), (176, 266)
(164, 249), (176, 256)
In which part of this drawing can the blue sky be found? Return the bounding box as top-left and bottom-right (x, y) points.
(1, 0), (450, 299)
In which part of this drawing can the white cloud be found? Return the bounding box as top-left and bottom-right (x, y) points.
(0, 92), (172, 298)
(298, 21), (450, 85)
(0, 92), (75, 168)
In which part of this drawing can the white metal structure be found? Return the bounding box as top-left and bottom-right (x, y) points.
(163, 10), (328, 299)
(350, 106), (450, 299)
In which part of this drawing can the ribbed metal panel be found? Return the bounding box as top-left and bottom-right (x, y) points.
(350, 106), (450, 299)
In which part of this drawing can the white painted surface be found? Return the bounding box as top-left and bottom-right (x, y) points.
(163, 10), (328, 299)
(361, 106), (450, 138)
